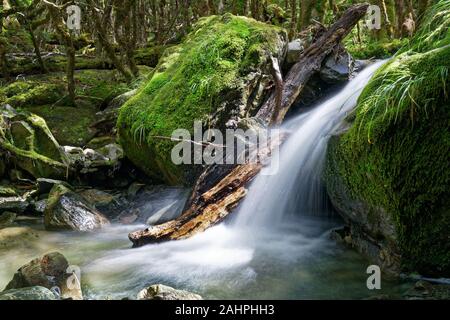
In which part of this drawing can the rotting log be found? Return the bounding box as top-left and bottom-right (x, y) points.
(128, 4), (369, 247)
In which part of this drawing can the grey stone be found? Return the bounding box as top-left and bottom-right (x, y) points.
(286, 39), (304, 64)
(0, 286), (57, 300)
(4, 252), (82, 300)
(44, 184), (109, 232)
(137, 284), (202, 300)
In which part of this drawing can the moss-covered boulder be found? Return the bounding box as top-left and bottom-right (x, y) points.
(0, 105), (69, 179)
(0, 69), (145, 147)
(118, 14), (287, 184)
(324, 2), (450, 276)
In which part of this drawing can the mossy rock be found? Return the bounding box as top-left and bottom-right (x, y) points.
(1, 69), (146, 147)
(22, 105), (97, 147)
(324, 2), (450, 277)
(118, 14), (287, 185)
(0, 81), (65, 108)
(0, 106), (69, 179)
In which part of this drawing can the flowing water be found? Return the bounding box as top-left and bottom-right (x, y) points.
(0, 60), (411, 299)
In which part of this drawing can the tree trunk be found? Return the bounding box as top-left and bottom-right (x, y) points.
(299, 0), (313, 31)
(27, 25), (47, 73)
(128, 4), (370, 247)
(289, 0), (297, 39)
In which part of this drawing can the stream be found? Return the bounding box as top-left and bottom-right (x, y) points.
(0, 60), (412, 299)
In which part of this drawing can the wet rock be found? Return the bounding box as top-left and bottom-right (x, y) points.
(354, 59), (373, 72)
(36, 178), (70, 195)
(30, 199), (47, 215)
(146, 200), (180, 225)
(118, 208), (140, 224)
(0, 195), (29, 213)
(79, 189), (115, 210)
(137, 284), (202, 300)
(0, 286), (57, 300)
(4, 252), (82, 300)
(44, 184), (109, 231)
(63, 143), (123, 174)
(320, 49), (354, 84)
(286, 39), (305, 64)
(127, 182), (145, 198)
(0, 105), (69, 179)
(0, 211), (16, 228)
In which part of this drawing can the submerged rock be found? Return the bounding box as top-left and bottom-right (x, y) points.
(30, 199), (47, 215)
(44, 184), (109, 231)
(118, 14), (287, 184)
(4, 252), (82, 300)
(0, 227), (41, 249)
(137, 284), (202, 300)
(0, 286), (57, 300)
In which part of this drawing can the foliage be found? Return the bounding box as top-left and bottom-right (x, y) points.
(328, 0), (450, 275)
(117, 14), (286, 184)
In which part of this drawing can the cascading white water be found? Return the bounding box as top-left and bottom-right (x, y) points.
(0, 60), (392, 300)
(234, 60), (387, 228)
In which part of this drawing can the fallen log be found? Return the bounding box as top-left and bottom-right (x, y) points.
(128, 4), (369, 247)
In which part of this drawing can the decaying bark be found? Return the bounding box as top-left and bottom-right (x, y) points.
(128, 4), (369, 247)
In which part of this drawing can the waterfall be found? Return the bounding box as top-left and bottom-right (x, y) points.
(234, 60), (387, 228)
(72, 60), (388, 299)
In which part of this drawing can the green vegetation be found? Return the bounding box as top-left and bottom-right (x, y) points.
(118, 14), (286, 184)
(327, 0), (450, 275)
(0, 68), (149, 146)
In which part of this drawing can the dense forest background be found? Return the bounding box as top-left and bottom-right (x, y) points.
(0, 0), (433, 106)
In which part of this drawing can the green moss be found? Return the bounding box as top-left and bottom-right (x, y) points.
(0, 186), (18, 197)
(118, 14), (286, 184)
(346, 38), (408, 60)
(0, 109), (69, 179)
(329, 1), (450, 276)
(134, 45), (170, 67)
(21, 105), (97, 146)
(0, 81), (65, 108)
(1, 69), (147, 146)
